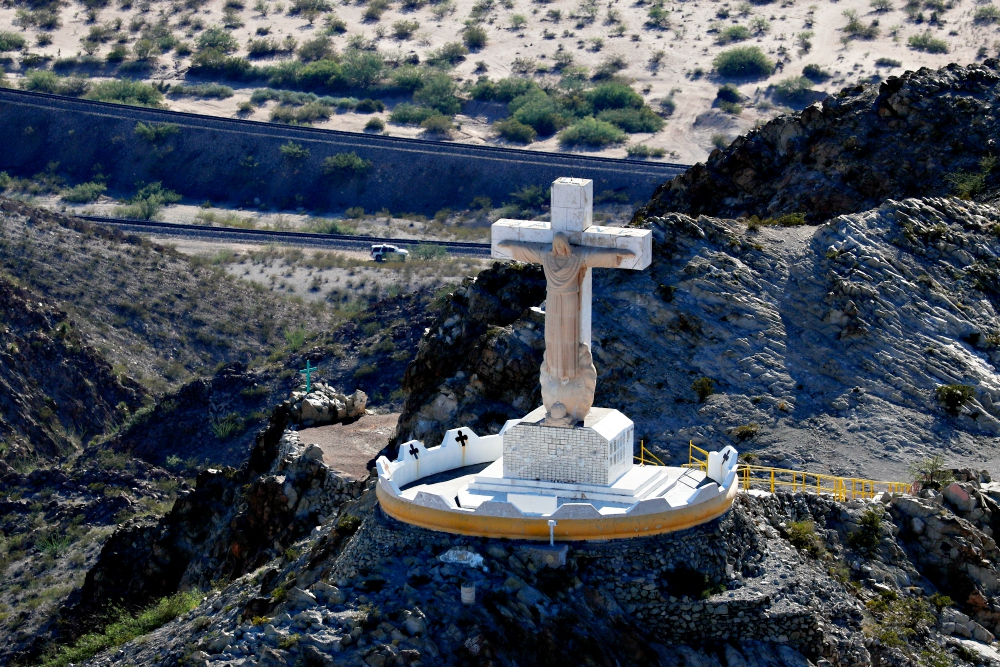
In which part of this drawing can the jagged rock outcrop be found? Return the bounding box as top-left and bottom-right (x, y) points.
(395, 197), (1000, 480)
(289, 384), (368, 426)
(0, 273), (145, 461)
(635, 61), (1000, 223)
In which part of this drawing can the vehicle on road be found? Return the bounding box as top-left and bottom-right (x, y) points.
(370, 244), (409, 262)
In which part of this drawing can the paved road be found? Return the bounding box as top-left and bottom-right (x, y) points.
(80, 215), (494, 257)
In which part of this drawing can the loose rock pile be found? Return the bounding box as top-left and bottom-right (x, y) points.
(289, 384), (369, 426)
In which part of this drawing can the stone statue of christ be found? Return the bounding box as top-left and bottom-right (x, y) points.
(498, 232), (634, 425)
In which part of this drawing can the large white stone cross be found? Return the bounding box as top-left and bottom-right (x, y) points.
(490, 178), (652, 349)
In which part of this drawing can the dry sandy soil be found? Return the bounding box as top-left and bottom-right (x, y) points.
(298, 411), (399, 477)
(2, 0), (994, 161)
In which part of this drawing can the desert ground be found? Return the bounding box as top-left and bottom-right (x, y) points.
(1, 0), (995, 161)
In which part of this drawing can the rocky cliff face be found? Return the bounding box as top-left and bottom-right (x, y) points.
(395, 197), (1000, 481)
(635, 61), (1000, 224)
(0, 273), (145, 462)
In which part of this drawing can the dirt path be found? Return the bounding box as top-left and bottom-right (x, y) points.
(298, 413), (400, 479)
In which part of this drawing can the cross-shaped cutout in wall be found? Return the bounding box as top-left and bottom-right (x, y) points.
(408, 444), (419, 460)
(455, 430), (469, 447)
(722, 450), (730, 464)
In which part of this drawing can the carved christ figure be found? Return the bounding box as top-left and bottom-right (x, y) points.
(498, 232), (634, 424)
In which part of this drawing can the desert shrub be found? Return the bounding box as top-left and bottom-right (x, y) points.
(493, 117), (536, 143)
(732, 423), (759, 442)
(659, 97), (676, 116)
(389, 103), (436, 125)
(713, 46), (773, 78)
(135, 121), (178, 143)
(847, 507), (883, 554)
(322, 151), (372, 177)
(341, 49), (386, 88)
(626, 144), (666, 158)
(20, 70), (89, 96)
(470, 76), (537, 102)
(298, 35), (334, 61)
(509, 184), (547, 208)
(412, 244), (447, 260)
(865, 591), (935, 648)
(946, 155), (997, 199)
(114, 182), (180, 220)
(363, 0), (389, 20)
(975, 4), (1000, 22)
(364, 117), (385, 131)
(413, 71), (461, 114)
(935, 383), (976, 414)
(717, 24), (750, 44)
(463, 24), (488, 49)
(210, 413), (244, 439)
(786, 520), (824, 557)
(716, 83), (741, 103)
(772, 76), (813, 103)
(39, 591), (201, 667)
(558, 118), (625, 146)
(711, 133), (730, 149)
(189, 50), (254, 79)
(802, 63), (831, 81)
(907, 454), (954, 488)
(392, 19), (419, 39)
(692, 377), (715, 401)
(0, 32), (27, 51)
(596, 107), (664, 132)
(388, 65), (426, 92)
(842, 9), (879, 38)
(197, 27), (239, 52)
(61, 181), (107, 203)
(908, 30), (948, 52)
(168, 83), (234, 98)
(875, 57), (902, 67)
(280, 141), (310, 160)
(588, 81), (643, 111)
(426, 42), (468, 67)
(270, 101), (335, 123)
(871, 0), (892, 10)
(85, 79), (163, 106)
(420, 114), (454, 135)
(355, 98), (384, 113)
(507, 91), (565, 136)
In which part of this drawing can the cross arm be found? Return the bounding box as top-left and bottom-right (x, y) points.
(491, 219), (553, 261)
(581, 226), (653, 271)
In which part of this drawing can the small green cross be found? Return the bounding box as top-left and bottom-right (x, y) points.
(299, 360), (317, 394)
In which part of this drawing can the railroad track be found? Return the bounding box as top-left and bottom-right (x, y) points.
(79, 215), (493, 257)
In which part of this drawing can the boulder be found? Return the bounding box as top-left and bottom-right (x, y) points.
(944, 482), (977, 513)
(287, 586), (318, 608)
(310, 581), (346, 605)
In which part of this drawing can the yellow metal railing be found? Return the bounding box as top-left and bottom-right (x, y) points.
(676, 441), (911, 501)
(634, 440), (666, 466)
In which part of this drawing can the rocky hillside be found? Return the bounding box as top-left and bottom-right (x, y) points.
(635, 61), (1000, 224)
(396, 196), (1000, 481)
(34, 412), (1000, 667)
(0, 198), (328, 394)
(0, 273), (145, 461)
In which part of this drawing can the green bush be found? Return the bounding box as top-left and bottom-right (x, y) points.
(420, 114), (454, 135)
(626, 144), (666, 158)
(85, 79), (164, 107)
(364, 116), (385, 132)
(772, 76), (813, 103)
(425, 42), (468, 66)
(463, 25), (488, 49)
(717, 24), (751, 44)
(298, 35), (334, 61)
(493, 117), (537, 143)
(412, 244), (447, 260)
(20, 70), (89, 96)
(196, 27), (239, 53)
(908, 30), (948, 53)
(280, 141), (310, 160)
(596, 106), (664, 133)
(322, 151), (372, 177)
(61, 181), (107, 203)
(392, 19), (420, 39)
(413, 71), (461, 114)
(842, 9), (880, 39)
(341, 49), (386, 88)
(935, 383), (976, 414)
(974, 4), (1000, 23)
(168, 83), (234, 98)
(0, 31), (27, 51)
(39, 591), (201, 667)
(692, 377), (715, 401)
(355, 98), (385, 113)
(732, 423), (759, 442)
(558, 118), (626, 147)
(469, 76), (538, 102)
(716, 83), (741, 103)
(389, 65), (426, 92)
(270, 102), (331, 123)
(907, 454), (954, 489)
(847, 507), (883, 554)
(802, 63), (831, 81)
(588, 81), (643, 111)
(659, 97), (676, 116)
(510, 90), (566, 136)
(114, 182), (181, 220)
(713, 46), (774, 78)
(390, 103), (437, 125)
(189, 50), (254, 79)
(135, 121), (179, 143)
(786, 520), (824, 557)
(875, 57), (902, 67)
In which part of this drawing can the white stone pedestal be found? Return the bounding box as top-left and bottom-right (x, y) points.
(502, 406), (634, 486)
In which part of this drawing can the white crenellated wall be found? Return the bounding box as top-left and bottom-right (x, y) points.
(376, 426), (504, 496)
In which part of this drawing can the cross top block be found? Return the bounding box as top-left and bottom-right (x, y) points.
(491, 178), (652, 271)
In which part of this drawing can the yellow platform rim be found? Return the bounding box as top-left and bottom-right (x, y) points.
(376, 478), (738, 541)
